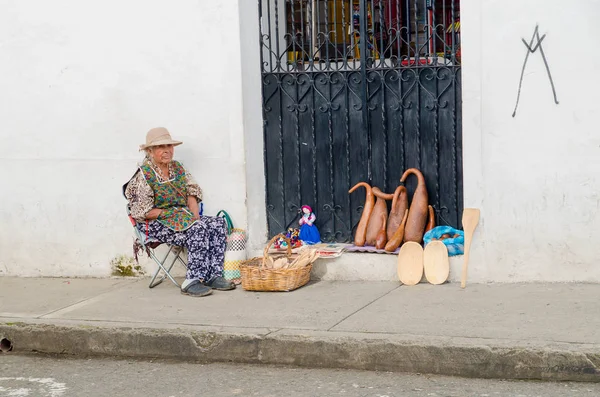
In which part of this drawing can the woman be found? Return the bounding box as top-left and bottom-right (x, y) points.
(124, 127), (235, 297)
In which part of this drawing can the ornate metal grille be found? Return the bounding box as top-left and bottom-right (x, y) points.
(260, 0), (462, 242)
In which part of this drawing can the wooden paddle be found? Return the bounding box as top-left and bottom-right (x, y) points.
(397, 242), (424, 286)
(424, 241), (449, 285)
(461, 208), (480, 289)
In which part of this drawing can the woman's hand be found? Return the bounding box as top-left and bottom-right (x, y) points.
(145, 208), (164, 220)
(187, 196), (200, 221)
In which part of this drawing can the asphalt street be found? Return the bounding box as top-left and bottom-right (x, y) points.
(1, 354), (599, 397)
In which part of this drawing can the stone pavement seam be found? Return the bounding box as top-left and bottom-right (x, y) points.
(324, 328), (600, 346)
(0, 317), (276, 333)
(37, 279), (140, 319)
(265, 328), (282, 337)
(326, 285), (401, 331)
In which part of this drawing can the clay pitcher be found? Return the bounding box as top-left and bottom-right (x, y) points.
(386, 186), (408, 241)
(366, 187), (393, 248)
(401, 168), (429, 244)
(348, 182), (374, 247)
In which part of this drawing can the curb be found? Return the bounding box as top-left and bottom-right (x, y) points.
(1, 322), (599, 382)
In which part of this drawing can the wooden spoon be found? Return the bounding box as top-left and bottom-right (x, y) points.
(397, 242), (424, 286)
(423, 241), (449, 285)
(461, 208), (481, 289)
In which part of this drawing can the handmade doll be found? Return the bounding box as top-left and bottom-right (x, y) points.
(299, 205), (321, 245)
(274, 228), (302, 250)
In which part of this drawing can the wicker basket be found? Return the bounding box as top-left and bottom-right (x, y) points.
(239, 234), (313, 292)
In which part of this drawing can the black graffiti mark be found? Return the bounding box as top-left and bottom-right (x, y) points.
(512, 25), (559, 118)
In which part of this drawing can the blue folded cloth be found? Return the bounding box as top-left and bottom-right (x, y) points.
(423, 226), (464, 256)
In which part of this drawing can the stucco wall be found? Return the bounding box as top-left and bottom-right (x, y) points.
(0, 1), (248, 276)
(461, 0), (600, 281)
(3, 0), (599, 282)
(239, 0), (269, 255)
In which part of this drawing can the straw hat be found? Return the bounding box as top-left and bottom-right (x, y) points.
(139, 127), (183, 150)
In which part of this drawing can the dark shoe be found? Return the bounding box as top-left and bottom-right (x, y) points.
(205, 276), (236, 291)
(180, 280), (213, 297)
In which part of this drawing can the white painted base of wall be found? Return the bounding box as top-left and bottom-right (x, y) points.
(311, 253), (465, 283)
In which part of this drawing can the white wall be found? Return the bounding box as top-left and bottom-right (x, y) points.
(0, 0), (248, 276)
(240, 0), (269, 255)
(461, 0), (600, 281)
(4, 0), (599, 283)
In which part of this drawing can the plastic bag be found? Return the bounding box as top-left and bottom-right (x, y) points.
(423, 226), (464, 256)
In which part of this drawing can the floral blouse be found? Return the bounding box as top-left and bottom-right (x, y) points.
(125, 159), (203, 223)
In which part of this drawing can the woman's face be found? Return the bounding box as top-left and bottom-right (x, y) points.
(149, 145), (174, 165)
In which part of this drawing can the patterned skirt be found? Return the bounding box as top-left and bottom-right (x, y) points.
(137, 216), (227, 281)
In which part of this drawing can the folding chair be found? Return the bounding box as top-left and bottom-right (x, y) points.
(126, 205), (188, 288)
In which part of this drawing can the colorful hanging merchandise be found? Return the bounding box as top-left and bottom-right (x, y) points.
(217, 210), (247, 284)
(298, 205), (321, 245)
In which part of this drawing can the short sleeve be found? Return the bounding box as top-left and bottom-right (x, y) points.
(185, 170), (203, 202)
(124, 170), (155, 222)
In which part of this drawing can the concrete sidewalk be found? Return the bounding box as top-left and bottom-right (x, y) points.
(1, 276), (599, 382)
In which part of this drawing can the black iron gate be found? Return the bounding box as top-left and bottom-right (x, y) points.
(260, 0), (462, 242)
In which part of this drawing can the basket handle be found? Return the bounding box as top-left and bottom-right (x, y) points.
(262, 234), (292, 267)
(216, 210), (234, 235)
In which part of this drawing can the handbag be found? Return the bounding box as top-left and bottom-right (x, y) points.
(216, 210), (247, 283)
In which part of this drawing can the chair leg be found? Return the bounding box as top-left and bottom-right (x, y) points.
(160, 248), (183, 283)
(175, 249), (188, 270)
(148, 246), (171, 288)
(148, 246), (180, 288)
